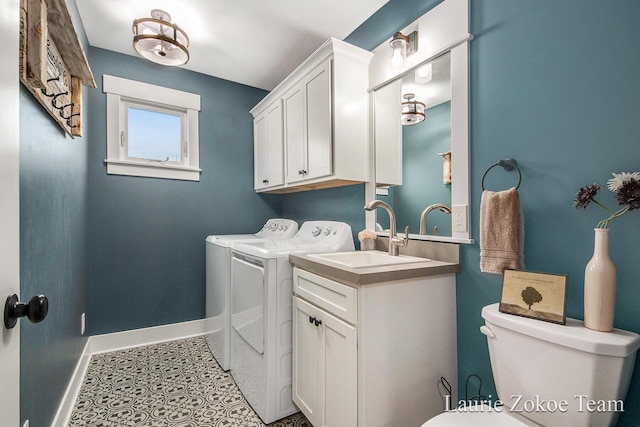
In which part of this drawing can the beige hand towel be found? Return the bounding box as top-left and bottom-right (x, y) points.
(480, 187), (525, 274)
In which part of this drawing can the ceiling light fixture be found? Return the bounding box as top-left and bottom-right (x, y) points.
(401, 93), (425, 126)
(389, 31), (418, 68)
(132, 9), (189, 66)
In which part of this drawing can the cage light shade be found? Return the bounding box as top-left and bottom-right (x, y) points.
(389, 32), (408, 67)
(401, 93), (425, 125)
(133, 9), (189, 66)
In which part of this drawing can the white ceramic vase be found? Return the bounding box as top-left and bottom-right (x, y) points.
(583, 228), (616, 332)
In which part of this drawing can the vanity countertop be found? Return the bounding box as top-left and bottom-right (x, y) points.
(289, 252), (460, 287)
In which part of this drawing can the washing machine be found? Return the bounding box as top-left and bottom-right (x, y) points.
(204, 218), (298, 371)
(230, 221), (355, 424)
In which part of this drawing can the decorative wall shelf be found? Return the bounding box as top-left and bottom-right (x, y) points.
(19, 0), (96, 138)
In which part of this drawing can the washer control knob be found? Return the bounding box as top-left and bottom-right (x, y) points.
(323, 227), (331, 236)
(312, 226), (322, 237)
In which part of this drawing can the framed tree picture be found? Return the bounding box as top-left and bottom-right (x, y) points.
(499, 269), (568, 325)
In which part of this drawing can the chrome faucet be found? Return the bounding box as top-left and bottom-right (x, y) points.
(364, 200), (408, 256)
(419, 204), (452, 235)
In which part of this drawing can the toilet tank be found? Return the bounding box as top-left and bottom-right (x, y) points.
(481, 303), (640, 427)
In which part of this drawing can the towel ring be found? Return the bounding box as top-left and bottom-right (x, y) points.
(481, 158), (521, 190)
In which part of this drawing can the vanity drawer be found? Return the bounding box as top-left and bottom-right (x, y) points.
(293, 267), (357, 325)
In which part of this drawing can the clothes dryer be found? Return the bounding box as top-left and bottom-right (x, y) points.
(230, 221), (354, 424)
(205, 218), (298, 371)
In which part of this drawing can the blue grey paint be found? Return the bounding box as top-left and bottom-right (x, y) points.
(87, 48), (281, 334)
(19, 0), (90, 424)
(349, 1), (640, 425)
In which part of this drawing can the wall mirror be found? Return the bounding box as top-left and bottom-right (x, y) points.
(373, 53), (452, 237)
(365, 0), (473, 244)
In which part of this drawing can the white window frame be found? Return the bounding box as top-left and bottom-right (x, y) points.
(103, 74), (201, 181)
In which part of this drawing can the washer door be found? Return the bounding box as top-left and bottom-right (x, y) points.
(231, 255), (265, 354)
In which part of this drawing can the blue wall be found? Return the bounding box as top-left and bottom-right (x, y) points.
(395, 101), (452, 235)
(324, 0), (640, 425)
(19, 0), (90, 424)
(87, 48), (282, 334)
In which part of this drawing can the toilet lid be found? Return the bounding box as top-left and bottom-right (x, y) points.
(421, 411), (531, 426)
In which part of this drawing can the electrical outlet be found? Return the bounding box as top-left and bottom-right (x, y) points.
(452, 205), (468, 233)
(81, 313), (86, 335)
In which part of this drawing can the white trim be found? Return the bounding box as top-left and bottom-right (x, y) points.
(103, 75), (201, 181)
(52, 318), (212, 427)
(104, 159), (202, 181)
(103, 75), (201, 111)
(51, 340), (92, 427)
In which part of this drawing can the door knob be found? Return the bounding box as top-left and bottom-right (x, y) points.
(4, 294), (48, 329)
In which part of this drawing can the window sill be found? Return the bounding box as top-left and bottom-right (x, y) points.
(104, 159), (201, 181)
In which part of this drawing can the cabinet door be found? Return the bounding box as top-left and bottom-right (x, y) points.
(293, 296), (357, 427)
(293, 297), (323, 426)
(284, 85), (306, 184)
(304, 60), (333, 180)
(254, 111), (269, 189)
(322, 306), (357, 427)
(265, 101), (284, 187)
(254, 101), (284, 190)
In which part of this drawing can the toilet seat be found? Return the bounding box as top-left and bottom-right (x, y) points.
(421, 410), (533, 426)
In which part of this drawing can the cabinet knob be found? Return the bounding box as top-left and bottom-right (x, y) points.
(308, 315), (322, 327)
(263, 179), (269, 184)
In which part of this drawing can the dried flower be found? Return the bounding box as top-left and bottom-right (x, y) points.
(615, 177), (640, 211)
(574, 172), (639, 228)
(573, 184), (602, 209)
(358, 229), (377, 241)
(607, 172), (640, 192)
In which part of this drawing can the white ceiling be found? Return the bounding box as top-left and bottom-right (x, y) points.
(75, 0), (389, 91)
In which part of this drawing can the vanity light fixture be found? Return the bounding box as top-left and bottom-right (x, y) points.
(132, 9), (190, 66)
(389, 31), (418, 67)
(401, 93), (425, 125)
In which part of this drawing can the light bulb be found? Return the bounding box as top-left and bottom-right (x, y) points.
(391, 48), (404, 67)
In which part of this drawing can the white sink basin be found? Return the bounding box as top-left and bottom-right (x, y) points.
(309, 251), (429, 269)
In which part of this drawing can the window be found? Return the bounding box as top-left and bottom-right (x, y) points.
(103, 75), (201, 181)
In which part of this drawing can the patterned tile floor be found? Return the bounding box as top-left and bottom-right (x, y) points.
(69, 337), (310, 427)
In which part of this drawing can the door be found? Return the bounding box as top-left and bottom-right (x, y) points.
(0, 0), (21, 425)
(231, 255), (265, 354)
(293, 297), (323, 426)
(254, 100), (284, 190)
(304, 61), (332, 181)
(284, 84), (306, 183)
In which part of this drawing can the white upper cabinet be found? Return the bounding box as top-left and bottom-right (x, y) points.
(285, 60), (332, 184)
(254, 100), (284, 190)
(250, 38), (372, 193)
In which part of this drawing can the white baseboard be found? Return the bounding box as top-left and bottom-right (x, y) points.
(52, 318), (211, 427)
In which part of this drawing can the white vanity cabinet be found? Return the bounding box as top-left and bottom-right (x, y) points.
(253, 100), (284, 190)
(293, 268), (358, 427)
(292, 266), (457, 427)
(250, 38), (372, 193)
